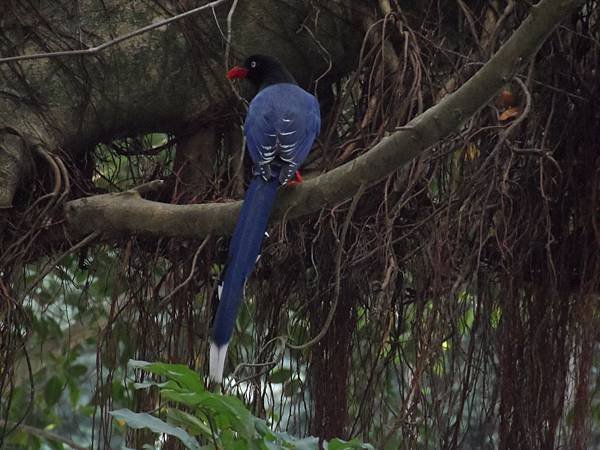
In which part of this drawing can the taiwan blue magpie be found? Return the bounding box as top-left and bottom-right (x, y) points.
(210, 55), (321, 383)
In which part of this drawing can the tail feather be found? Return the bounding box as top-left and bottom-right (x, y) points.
(209, 342), (229, 384)
(209, 176), (279, 382)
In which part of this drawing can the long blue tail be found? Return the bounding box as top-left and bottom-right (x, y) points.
(209, 176), (279, 382)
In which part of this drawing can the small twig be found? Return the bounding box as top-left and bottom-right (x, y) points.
(223, 0), (245, 107)
(510, 147), (544, 155)
(298, 23), (332, 95)
(287, 183), (366, 350)
(159, 236), (211, 307)
(228, 336), (287, 389)
(224, 0), (239, 69)
(486, 0), (515, 57)
(21, 232), (101, 301)
(457, 0), (482, 50)
(0, 0), (230, 64)
(110, 137), (176, 156)
(1, 325), (35, 444)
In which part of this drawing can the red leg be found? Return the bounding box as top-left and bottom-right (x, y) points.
(286, 170), (303, 186)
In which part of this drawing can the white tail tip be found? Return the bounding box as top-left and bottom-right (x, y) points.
(209, 341), (229, 384)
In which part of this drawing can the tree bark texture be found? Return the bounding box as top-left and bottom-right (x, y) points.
(56, 0), (586, 240)
(0, 0), (358, 207)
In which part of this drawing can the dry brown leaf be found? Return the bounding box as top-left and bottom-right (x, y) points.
(499, 106), (520, 121)
(464, 143), (480, 160)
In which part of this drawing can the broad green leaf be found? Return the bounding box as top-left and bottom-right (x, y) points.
(69, 364), (88, 378)
(197, 395), (255, 437)
(268, 368), (292, 384)
(128, 359), (204, 393)
(161, 389), (208, 407)
(167, 408), (213, 438)
(110, 409), (201, 450)
(44, 375), (63, 407)
(325, 438), (376, 450)
(67, 378), (80, 406)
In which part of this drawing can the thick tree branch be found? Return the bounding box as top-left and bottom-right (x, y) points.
(64, 0), (585, 239)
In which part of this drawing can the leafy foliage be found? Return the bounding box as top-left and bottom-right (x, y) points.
(111, 360), (374, 450)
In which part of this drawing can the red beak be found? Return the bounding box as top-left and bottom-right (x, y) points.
(226, 66), (249, 80)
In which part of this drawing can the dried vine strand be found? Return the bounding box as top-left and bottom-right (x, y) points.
(287, 183), (366, 350)
(20, 232), (101, 301)
(228, 336), (287, 389)
(159, 235), (211, 307)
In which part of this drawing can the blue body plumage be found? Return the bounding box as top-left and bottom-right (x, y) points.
(210, 56), (320, 383)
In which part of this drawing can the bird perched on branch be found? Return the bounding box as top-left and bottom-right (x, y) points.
(209, 55), (321, 384)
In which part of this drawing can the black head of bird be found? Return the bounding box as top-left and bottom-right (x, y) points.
(227, 54), (296, 90)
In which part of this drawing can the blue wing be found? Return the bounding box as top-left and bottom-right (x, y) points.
(244, 83), (320, 184)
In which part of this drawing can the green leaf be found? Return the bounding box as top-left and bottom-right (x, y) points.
(197, 395), (255, 437)
(44, 375), (63, 407)
(122, 360), (376, 450)
(161, 389), (208, 407)
(67, 378), (80, 406)
(268, 368), (292, 384)
(325, 438), (376, 450)
(110, 409), (201, 450)
(128, 359), (204, 394)
(69, 364), (88, 378)
(167, 408), (213, 438)
(48, 440), (65, 450)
